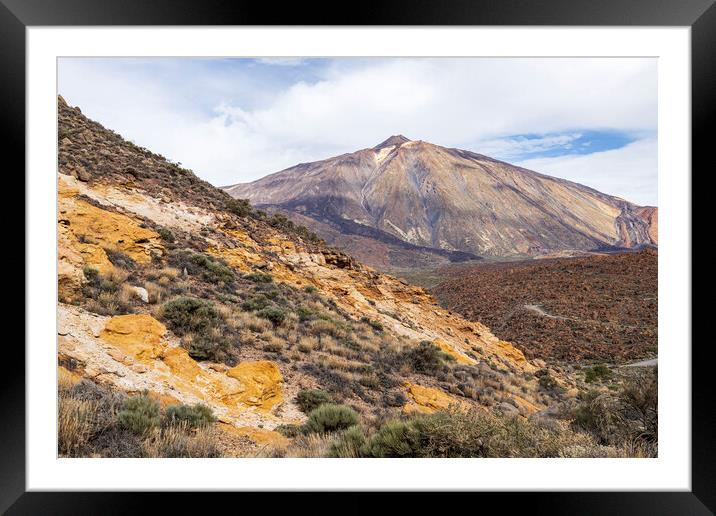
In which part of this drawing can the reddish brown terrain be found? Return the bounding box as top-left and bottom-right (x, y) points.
(432, 250), (657, 363)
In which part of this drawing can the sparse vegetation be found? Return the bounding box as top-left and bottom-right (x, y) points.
(168, 249), (234, 286)
(304, 404), (359, 434)
(117, 393), (161, 436)
(245, 272), (273, 283)
(296, 389), (334, 414)
(157, 227), (175, 243)
(584, 363), (613, 383)
(165, 403), (216, 428)
(256, 306), (287, 326)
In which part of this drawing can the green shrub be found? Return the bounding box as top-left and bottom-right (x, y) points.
(100, 279), (118, 292)
(275, 424), (303, 438)
(296, 389), (334, 414)
(165, 403), (216, 428)
(584, 363), (613, 383)
(241, 295), (270, 311)
(304, 404), (359, 434)
(158, 227), (175, 243)
(82, 266), (100, 283)
(226, 198), (253, 217)
(117, 393), (160, 435)
(404, 341), (453, 374)
(169, 250), (234, 285)
(161, 297), (220, 336)
(187, 334), (231, 362)
(361, 420), (422, 457)
(245, 272), (273, 283)
(360, 316), (384, 332)
(256, 307), (287, 326)
(297, 306), (315, 322)
(303, 285), (317, 294)
(327, 425), (367, 458)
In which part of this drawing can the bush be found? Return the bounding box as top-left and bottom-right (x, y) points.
(304, 404), (359, 434)
(360, 316), (384, 332)
(58, 395), (99, 456)
(296, 389), (334, 414)
(536, 369), (560, 391)
(241, 295), (270, 311)
(327, 425), (367, 458)
(158, 227), (175, 243)
(117, 393), (160, 435)
(361, 410), (608, 458)
(161, 297), (221, 335)
(165, 403), (216, 428)
(276, 424), (303, 438)
(82, 266), (100, 284)
(187, 334), (231, 362)
(245, 272), (273, 283)
(360, 420), (422, 457)
(256, 307), (287, 326)
(572, 369), (657, 455)
(584, 363), (613, 383)
(303, 285), (317, 294)
(141, 424), (222, 458)
(226, 198), (253, 217)
(105, 248), (137, 270)
(402, 341), (453, 375)
(169, 250), (234, 285)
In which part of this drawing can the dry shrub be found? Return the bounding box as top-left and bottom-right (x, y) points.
(258, 433), (335, 458)
(307, 319), (344, 338)
(104, 267), (129, 285)
(141, 423), (222, 458)
(118, 283), (138, 305)
(297, 336), (319, 353)
(58, 395), (99, 456)
(231, 310), (273, 333)
(144, 281), (166, 304)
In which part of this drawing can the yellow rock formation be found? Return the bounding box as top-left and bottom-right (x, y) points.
(226, 361), (284, 412)
(206, 246), (263, 272)
(99, 314), (167, 361)
(433, 338), (476, 365)
(61, 199), (162, 263)
(403, 382), (469, 414)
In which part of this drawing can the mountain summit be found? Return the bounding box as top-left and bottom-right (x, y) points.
(224, 137), (657, 268)
(374, 135), (411, 149)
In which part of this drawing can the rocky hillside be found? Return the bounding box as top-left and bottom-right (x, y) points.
(432, 250), (658, 363)
(225, 135), (657, 268)
(57, 97), (590, 455)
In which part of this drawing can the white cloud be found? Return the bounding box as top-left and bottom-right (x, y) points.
(474, 133), (584, 160)
(58, 57), (657, 200)
(514, 138), (657, 206)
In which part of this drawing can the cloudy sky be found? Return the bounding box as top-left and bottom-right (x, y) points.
(58, 57), (657, 206)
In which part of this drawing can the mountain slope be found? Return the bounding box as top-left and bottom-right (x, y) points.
(57, 97), (578, 455)
(225, 136), (657, 267)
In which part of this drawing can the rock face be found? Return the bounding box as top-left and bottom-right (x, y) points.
(403, 382), (470, 414)
(226, 361), (284, 412)
(225, 136), (657, 267)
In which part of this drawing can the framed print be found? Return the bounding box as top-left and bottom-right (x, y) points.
(3, 0), (712, 512)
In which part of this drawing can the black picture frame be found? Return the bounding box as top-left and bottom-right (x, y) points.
(3, 0), (710, 512)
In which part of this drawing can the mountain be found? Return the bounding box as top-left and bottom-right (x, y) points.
(224, 136), (657, 269)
